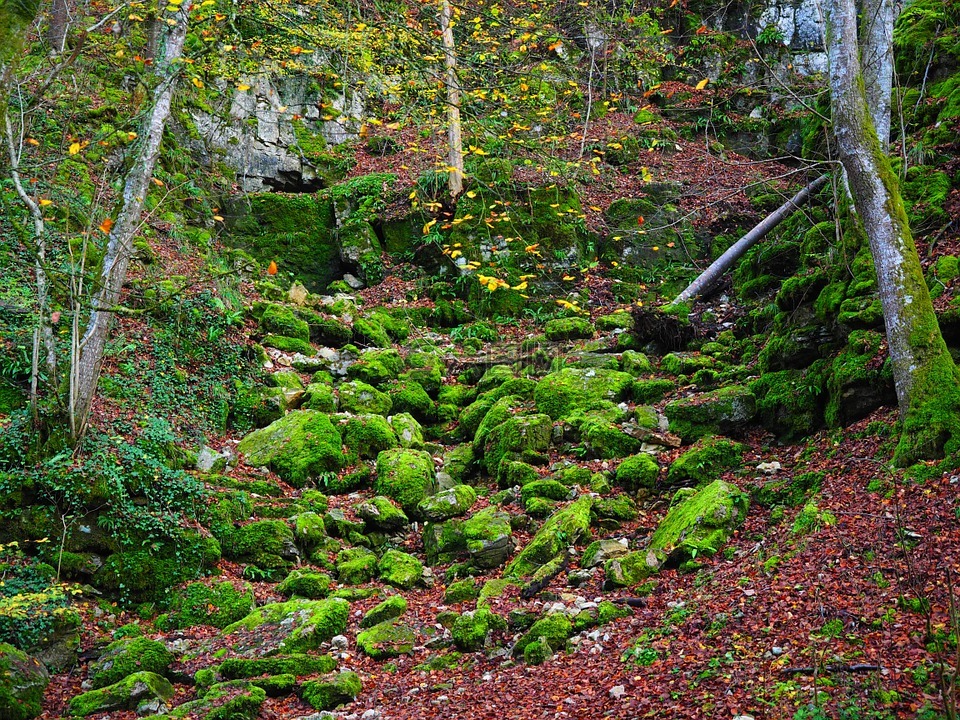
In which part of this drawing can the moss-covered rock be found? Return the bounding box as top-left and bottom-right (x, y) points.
(615, 453), (659, 492)
(354, 496), (409, 531)
(277, 570), (332, 598)
(260, 303), (310, 341)
(418, 484), (478, 521)
(0, 643), (48, 720)
(534, 368), (634, 420)
(451, 607), (506, 652)
(596, 311), (635, 332)
(482, 414), (553, 474)
(497, 459), (540, 488)
(581, 538), (631, 567)
(292, 511), (327, 548)
(69, 671), (173, 717)
(374, 448), (438, 515)
(301, 382), (338, 412)
(573, 413), (642, 459)
(159, 679), (266, 719)
(444, 578), (480, 604)
(237, 410), (345, 487)
(632, 378), (675, 403)
(218, 654), (336, 679)
(346, 348), (404, 385)
(506, 496), (593, 578)
(338, 381), (393, 415)
(356, 620), (416, 659)
(301, 671), (362, 710)
(336, 547), (378, 585)
(664, 386), (757, 441)
(353, 316), (392, 348)
(512, 613), (572, 657)
(339, 413), (399, 460)
(666, 436), (745, 486)
(377, 549), (424, 589)
(170, 581), (254, 629)
(360, 595), (407, 629)
(592, 495), (639, 523)
(218, 519), (298, 572)
(748, 366), (825, 442)
(544, 317), (596, 341)
(824, 330), (895, 427)
(222, 598), (349, 653)
(88, 636), (173, 689)
(386, 379), (435, 420)
(423, 507), (515, 569)
(390, 413), (425, 449)
(520, 480), (571, 503)
(309, 316), (353, 348)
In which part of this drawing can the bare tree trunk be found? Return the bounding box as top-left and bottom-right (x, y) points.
(45, 0), (71, 54)
(69, 4), (190, 441)
(859, 0), (895, 145)
(672, 174), (829, 305)
(439, 0), (463, 197)
(826, 0), (960, 465)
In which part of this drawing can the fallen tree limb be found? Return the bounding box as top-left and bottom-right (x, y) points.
(781, 663), (881, 675)
(671, 173), (830, 305)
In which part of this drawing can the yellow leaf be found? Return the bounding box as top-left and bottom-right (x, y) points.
(562, 275), (574, 281)
(466, 191), (477, 198)
(451, 250), (462, 258)
(39, 199), (53, 206)
(26, 137), (39, 146)
(589, 205), (602, 212)
(652, 246), (659, 251)
(695, 78), (709, 90)
(224, 44), (235, 51)
(115, 49), (124, 57)
(128, 13), (144, 20)
(422, 219), (437, 235)
(192, 77), (204, 89)
(511, 281), (528, 291)
(152, 178), (164, 186)
(98, 218), (114, 234)
(68, 142), (81, 155)
(213, 215), (224, 222)
(237, 83), (251, 92)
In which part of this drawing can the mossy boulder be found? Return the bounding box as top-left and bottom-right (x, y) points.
(483, 414), (553, 474)
(748, 366), (825, 442)
(451, 607), (506, 652)
(0, 644), (48, 720)
(664, 386), (757, 441)
(573, 412), (642, 459)
(158, 679), (265, 719)
(377, 549), (424, 589)
(276, 570), (332, 599)
(374, 448), (438, 516)
(88, 636), (173, 689)
(824, 330), (895, 427)
(477, 365), (516, 392)
(301, 382), (338, 412)
(218, 519), (298, 571)
(471, 395), (524, 450)
(390, 413), (425, 449)
(497, 459), (540, 488)
(404, 352), (445, 396)
(360, 595), (407, 628)
(444, 578), (480, 604)
(418, 484), (478, 521)
(581, 538), (631, 567)
(339, 413), (399, 460)
(69, 671), (173, 717)
(260, 303), (309, 341)
(605, 480), (748, 585)
(592, 495), (639, 523)
(506, 496), (593, 578)
(354, 496), (409, 532)
(520, 479), (570, 503)
(301, 671), (362, 710)
(169, 581), (254, 629)
(512, 613), (573, 658)
(309, 316), (353, 348)
(336, 547), (378, 585)
(222, 598), (349, 653)
(237, 411), (345, 487)
(534, 368), (635, 420)
(423, 507), (515, 568)
(292, 511), (328, 548)
(346, 348), (404, 385)
(666, 436), (745, 486)
(356, 621), (416, 659)
(615, 454), (659, 492)
(387, 379), (435, 420)
(353, 316), (392, 348)
(544, 317), (596, 341)
(620, 350), (652, 375)
(218, 654), (337, 679)
(338, 381), (393, 415)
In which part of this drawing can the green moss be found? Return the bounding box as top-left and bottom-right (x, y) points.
(444, 578), (480, 604)
(374, 448), (438, 515)
(260, 303), (310, 341)
(497, 459), (540, 488)
(250, 673), (296, 697)
(513, 613), (572, 657)
(418, 485), (478, 521)
(338, 381), (393, 416)
(171, 581), (253, 629)
(632, 379), (675, 403)
(534, 368), (635, 420)
(222, 599), (349, 652)
(666, 437), (745, 486)
(301, 671), (362, 710)
(451, 607), (506, 652)
(347, 349), (404, 385)
(664, 385), (757, 441)
(89, 637), (173, 689)
(520, 480), (570, 503)
(360, 595), (408, 628)
(354, 496), (409, 531)
(352, 317), (392, 348)
(0, 643), (48, 720)
(749, 365), (826, 442)
(597, 600), (630, 625)
(336, 547), (378, 585)
(276, 570), (332, 598)
(390, 413), (426, 449)
(217, 519), (295, 573)
(219, 654), (336, 679)
(377, 550), (424, 589)
(69, 671), (173, 717)
(159, 679), (266, 719)
(544, 317), (595, 341)
(750, 470), (824, 508)
(236, 411), (344, 487)
(506, 496), (593, 578)
(482, 413), (553, 473)
(387, 380), (435, 420)
(356, 621), (415, 659)
(592, 495), (639, 522)
(339, 414), (399, 460)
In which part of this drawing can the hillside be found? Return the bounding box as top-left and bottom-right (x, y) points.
(1, 0), (960, 717)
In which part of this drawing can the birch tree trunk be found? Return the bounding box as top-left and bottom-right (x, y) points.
(69, 4), (190, 441)
(826, 0), (960, 465)
(859, 0), (896, 145)
(439, 0), (463, 198)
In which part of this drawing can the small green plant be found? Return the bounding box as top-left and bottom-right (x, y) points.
(756, 25), (786, 46)
(622, 642), (659, 666)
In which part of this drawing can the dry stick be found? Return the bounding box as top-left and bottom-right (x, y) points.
(671, 173), (830, 306)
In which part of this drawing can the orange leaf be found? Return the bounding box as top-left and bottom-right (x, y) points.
(637, 216), (645, 226)
(267, 260), (278, 275)
(98, 218), (114, 234)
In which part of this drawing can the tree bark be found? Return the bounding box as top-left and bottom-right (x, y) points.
(672, 174), (829, 305)
(859, 0), (895, 145)
(45, 0), (71, 54)
(826, 0), (960, 465)
(69, 4), (190, 440)
(439, 0), (463, 197)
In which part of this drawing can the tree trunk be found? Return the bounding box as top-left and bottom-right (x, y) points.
(0, 0), (42, 98)
(826, 0), (960, 465)
(672, 174), (829, 305)
(45, 0), (71, 54)
(69, 4), (190, 441)
(439, 0), (463, 198)
(859, 0), (895, 145)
